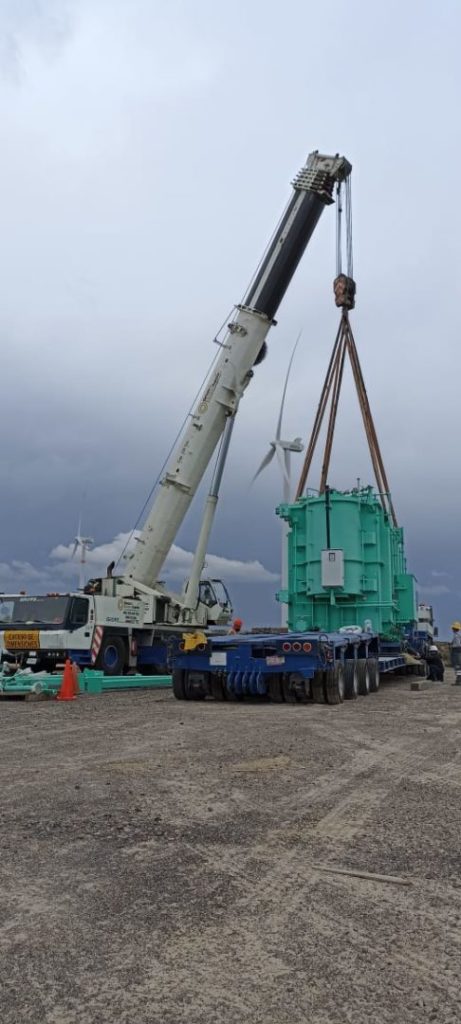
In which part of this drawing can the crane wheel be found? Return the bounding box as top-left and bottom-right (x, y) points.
(357, 659), (370, 695)
(97, 635), (127, 676)
(172, 669), (187, 700)
(368, 658), (380, 693)
(311, 670), (325, 703)
(324, 663), (345, 705)
(344, 661), (358, 700)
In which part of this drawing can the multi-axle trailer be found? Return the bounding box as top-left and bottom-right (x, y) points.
(171, 630), (415, 705)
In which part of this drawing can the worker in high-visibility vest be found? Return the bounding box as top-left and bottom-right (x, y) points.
(450, 622), (461, 678)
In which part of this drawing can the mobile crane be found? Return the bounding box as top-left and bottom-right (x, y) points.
(0, 150), (351, 676)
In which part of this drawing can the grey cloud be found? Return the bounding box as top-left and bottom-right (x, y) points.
(0, 0), (460, 638)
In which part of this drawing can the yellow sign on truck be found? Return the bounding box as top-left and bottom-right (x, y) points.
(4, 630), (40, 650)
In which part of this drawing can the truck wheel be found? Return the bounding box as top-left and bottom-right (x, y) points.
(98, 636), (127, 676)
(268, 675), (284, 702)
(357, 658), (370, 695)
(324, 663), (345, 705)
(368, 658), (380, 693)
(344, 661), (358, 700)
(311, 670), (325, 703)
(172, 668), (187, 700)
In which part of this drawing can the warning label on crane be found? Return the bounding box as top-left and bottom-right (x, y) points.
(4, 630), (40, 650)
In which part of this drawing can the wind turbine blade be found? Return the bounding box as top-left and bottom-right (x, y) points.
(275, 329), (303, 440)
(251, 447), (276, 483)
(71, 540), (79, 559)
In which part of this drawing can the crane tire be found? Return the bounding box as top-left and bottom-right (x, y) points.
(357, 658), (370, 695)
(97, 635), (127, 676)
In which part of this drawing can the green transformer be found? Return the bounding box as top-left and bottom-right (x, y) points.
(276, 486), (416, 639)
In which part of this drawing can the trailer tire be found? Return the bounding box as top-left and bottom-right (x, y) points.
(282, 674), (298, 703)
(344, 661), (358, 700)
(97, 635), (127, 676)
(210, 674), (226, 701)
(311, 671), (325, 703)
(184, 670), (207, 700)
(268, 675), (284, 702)
(324, 663), (345, 705)
(172, 668), (187, 700)
(357, 658), (370, 695)
(368, 658), (380, 693)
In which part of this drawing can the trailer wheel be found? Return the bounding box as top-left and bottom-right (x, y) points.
(368, 658), (380, 693)
(282, 674), (298, 703)
(311, 670), (325, 703)
(97, 635), (127, 676)
(184, 670), (207, 700)
(210, 674), (226, 701)
(344, 661), (358, 700)
(290, 672), (309, 702)
(172, 668), (187, 700)
(324, 663), (345, 705)
(268, 675), (284, 702)
(357, 658), (370, 695)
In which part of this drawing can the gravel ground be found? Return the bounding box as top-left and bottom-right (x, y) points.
(1, 673), (461, 1023)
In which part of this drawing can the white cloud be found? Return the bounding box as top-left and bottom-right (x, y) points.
(431, 570), (451, 579)
(0, 531), (278, 594)
(50, 531), (278, 585)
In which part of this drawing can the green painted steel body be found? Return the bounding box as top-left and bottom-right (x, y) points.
(277, 486), (416, 639)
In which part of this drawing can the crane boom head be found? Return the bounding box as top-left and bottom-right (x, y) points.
(292, 152), (352, 205)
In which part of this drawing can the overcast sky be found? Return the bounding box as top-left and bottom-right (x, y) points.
(0, 0), (460, 635)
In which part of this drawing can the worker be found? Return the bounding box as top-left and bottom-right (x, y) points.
(229, 618), (243, 635)
(425, 645), (444, 682)
(450, 622), (461, 678)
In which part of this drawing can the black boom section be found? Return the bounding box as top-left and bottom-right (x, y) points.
(244, 190), (326, 321)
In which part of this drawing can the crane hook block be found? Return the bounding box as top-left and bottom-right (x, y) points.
(334, 274), (356, 310)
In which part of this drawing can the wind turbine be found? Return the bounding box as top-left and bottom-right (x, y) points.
(252, 332), (304, 626)
(71, 513), (94, 590)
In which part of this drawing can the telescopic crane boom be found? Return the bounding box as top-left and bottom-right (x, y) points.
(123, 151), (352, 598)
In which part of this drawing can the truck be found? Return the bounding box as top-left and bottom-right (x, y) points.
(0, 149), (352, 676)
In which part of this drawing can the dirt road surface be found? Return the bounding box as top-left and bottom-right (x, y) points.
(1, 674), (461, 1023)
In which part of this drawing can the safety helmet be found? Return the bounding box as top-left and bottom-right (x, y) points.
(429, 645), (438, 651)
(452, 621), (461, 631)
(233, 618), (243, 629)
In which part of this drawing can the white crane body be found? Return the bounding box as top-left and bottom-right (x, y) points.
(0, 150), (351, 674)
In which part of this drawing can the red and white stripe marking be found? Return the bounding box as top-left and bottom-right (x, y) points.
(91, 626), (104, 664)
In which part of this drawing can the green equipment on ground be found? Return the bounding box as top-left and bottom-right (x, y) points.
(0, 669), (172, 700)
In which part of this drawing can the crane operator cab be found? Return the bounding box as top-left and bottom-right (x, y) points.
(196, 577), (233, 626)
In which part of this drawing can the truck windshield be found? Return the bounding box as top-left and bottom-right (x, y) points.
(0, 596), (70, 626)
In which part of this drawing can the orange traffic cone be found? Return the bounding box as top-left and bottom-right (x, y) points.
(56, 659), (76, 701)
